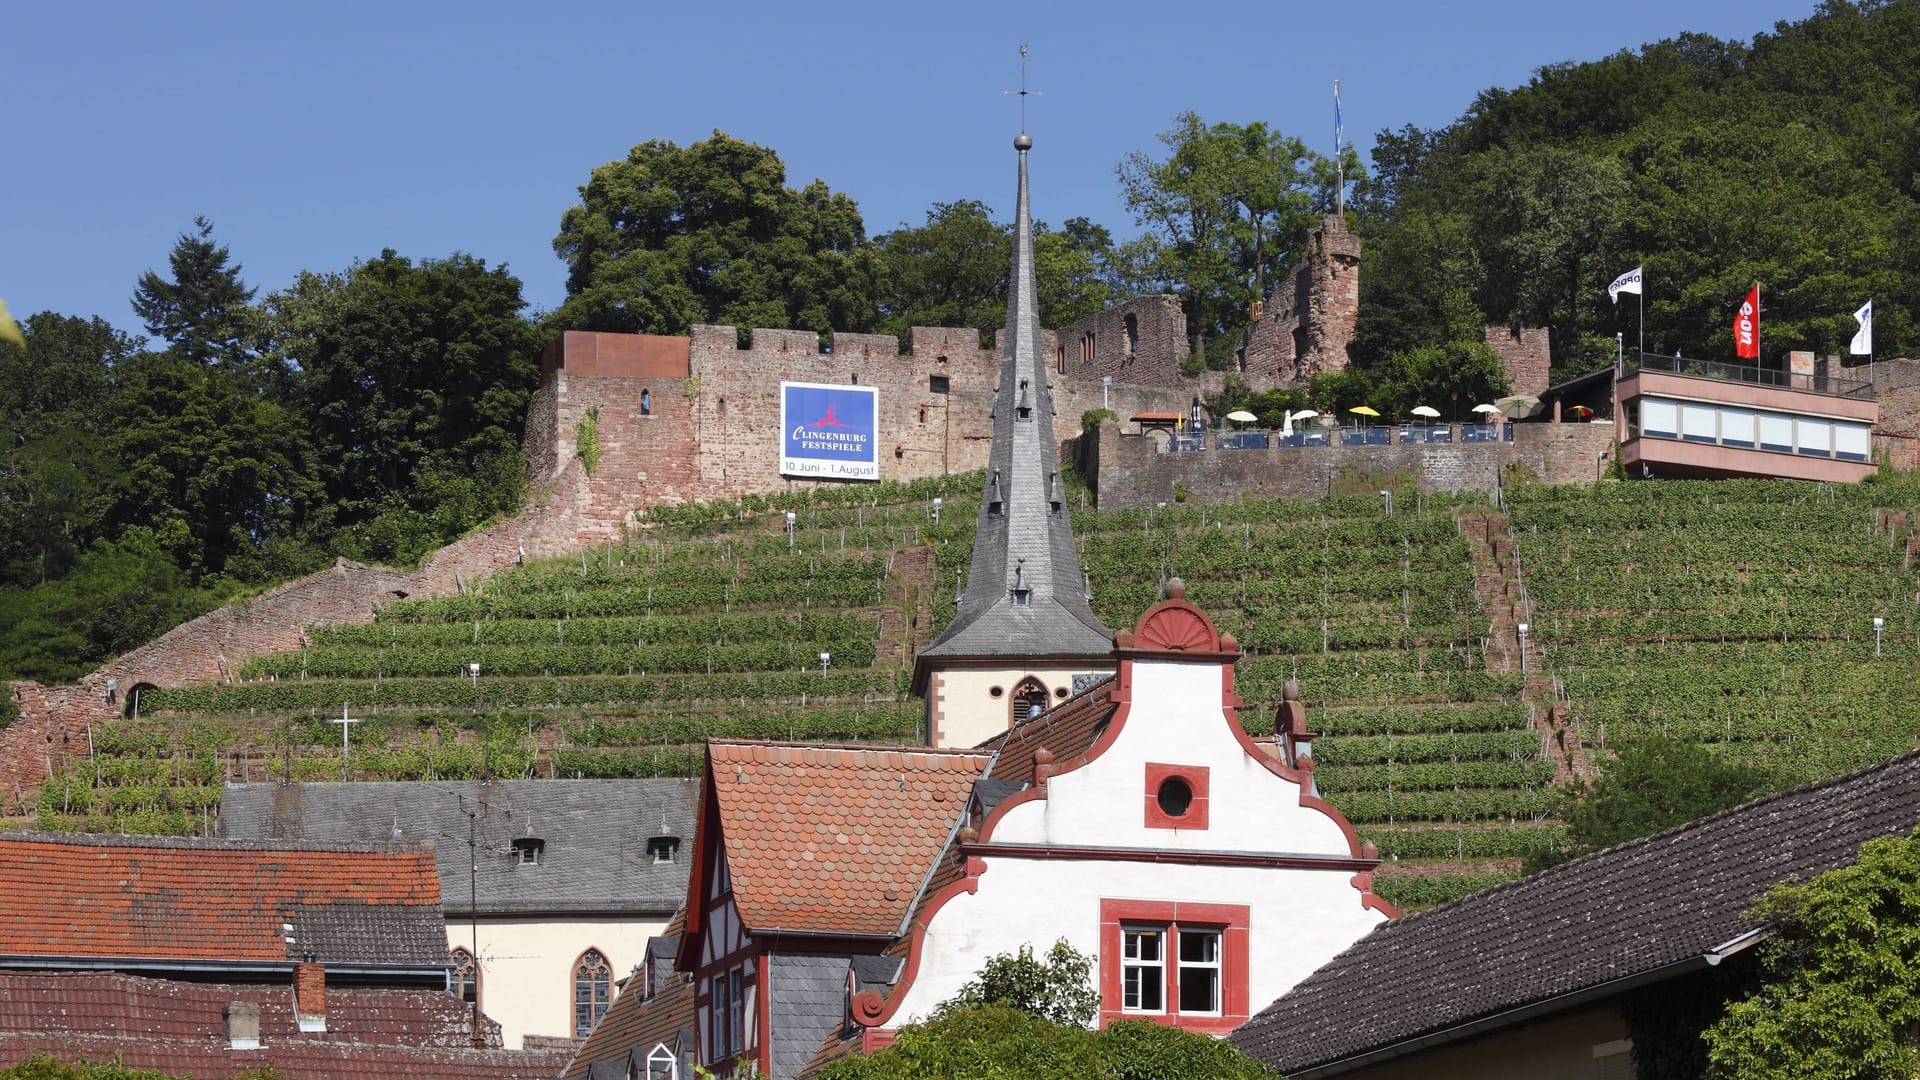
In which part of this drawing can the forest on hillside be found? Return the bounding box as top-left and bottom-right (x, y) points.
(4, 0), (1917, 686)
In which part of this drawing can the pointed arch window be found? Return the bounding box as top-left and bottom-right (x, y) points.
(450, 947), (479, 1005)
(573, 948), (613, 1038)
(1011, 677), (1050, 723)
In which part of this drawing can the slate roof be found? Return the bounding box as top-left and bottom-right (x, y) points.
(564, 911), (695, 1080)
(915, 136), (1111, 683)
(1231, 750), (1920, 1077)
(218, 779), (697, 915)
(0, 832), (446, 966)
(707, 741), (990, 936)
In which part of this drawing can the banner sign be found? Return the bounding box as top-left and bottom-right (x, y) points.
(781, 382), (879, 481)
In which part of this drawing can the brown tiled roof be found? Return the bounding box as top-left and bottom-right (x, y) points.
(1232, 750), (1920, 1077)
(0, 832), (445, 965)
(0, 1035), (572, 1080)
(564, 911), (694, 1079)
(0, 970), (498, 1047)
(976, 676), (1117, 776)
(0, 970), (573, 1078)
(708, 742), (990, 937)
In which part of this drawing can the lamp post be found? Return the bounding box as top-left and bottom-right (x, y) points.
(930, 497), (942, 523)
(786, 510), (797, 552)
(1517, 622), (1530, 674)
(1379, 490), (1392, 517)
(818, 651), (831, 675)
(1874, 616), (1885, 657)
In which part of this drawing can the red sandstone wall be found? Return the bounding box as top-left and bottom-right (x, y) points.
(1484, 326), (1552, 397)
(1241, 215), (1361, 388)
(1055, 295), (1188, 387)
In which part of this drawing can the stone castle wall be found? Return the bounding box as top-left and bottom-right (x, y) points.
(1242, 215), (1363, 386)
(1054, 295), (1190, 387)
(1089, 421), (1616, 508)
(1485, 326), (1552, 398)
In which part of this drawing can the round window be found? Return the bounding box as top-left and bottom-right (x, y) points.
(989, 685), (1004, 698)
(1054, 686), (1069, 698)
(1156, 776), (1193, 818)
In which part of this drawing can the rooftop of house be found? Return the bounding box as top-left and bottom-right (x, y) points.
(217, 779), (698, 916)
(0, 970), (571, 1079)
(703, 742), (992, 938)
(1231, 749), (1920, 1078)
(0, 831), (446, 967)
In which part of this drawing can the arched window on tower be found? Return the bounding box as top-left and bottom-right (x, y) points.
(1012, 677), (1050, 723)
(573, 948), (613, 1038)
(450, 947), (479, 1005)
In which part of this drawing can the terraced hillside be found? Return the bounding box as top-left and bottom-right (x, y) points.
(1506, 478), (1920, 786)
(29, 473), (1920, 911)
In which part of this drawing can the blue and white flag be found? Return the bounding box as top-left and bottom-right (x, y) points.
(1850, 300), (1873, 355)
(1333, 80), (1342, 156)
(1607, 266), (1643, 304)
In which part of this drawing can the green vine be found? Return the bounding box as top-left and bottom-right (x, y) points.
(575, 408), (601, 477)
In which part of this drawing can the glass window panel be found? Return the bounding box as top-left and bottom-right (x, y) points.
(1641, 398), (1678, 437)
(1721, 408), (1755, 448)
(1681, 403), (1718, 443)
(1179, 965), (1219, 1012)
(1797, 417), (1831, 456)
(1758, 413), (1793, 453)
(1836, 422), (1871, 461)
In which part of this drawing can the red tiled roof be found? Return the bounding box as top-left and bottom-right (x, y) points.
(0, 971), (573, 1079)
(0, 832), (444, 964)
(0, 1036), (571, 1080)
(708, 742), (990, 937)
(0, 971), (498, 1048)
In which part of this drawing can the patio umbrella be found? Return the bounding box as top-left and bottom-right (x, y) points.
(1471, 403), (1499, 414)
(1281, 409), (1316, 438)
(1567, 404), (1594, 418)
(1494, 394), (1543, 419)
(1226, 410), (1258, 423)
(1348, 406), (1380, 416)
(1410, 405), (1441, 419)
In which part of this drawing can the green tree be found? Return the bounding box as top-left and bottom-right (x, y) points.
(1704, 829), (1920, 1080)
(873, 204), (1120, 341)
(268, 249), (539, 561)
(551, 131), (882, 338)
(1528, 737), (1776, 872)
(1118, 113), (1330, 365)
(130, 216), (266, 380)
(939, 939), (1101, 1026)
(813, 1004), (1278, 1080)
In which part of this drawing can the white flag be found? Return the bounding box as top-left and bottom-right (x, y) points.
(1607, 266), (1643, 304)
(1850, 300), (1873, 356)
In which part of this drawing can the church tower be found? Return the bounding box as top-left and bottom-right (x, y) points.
(910, 131), (1115, 748)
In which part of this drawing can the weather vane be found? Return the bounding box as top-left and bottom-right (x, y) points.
(1004, 44), (1042, 132)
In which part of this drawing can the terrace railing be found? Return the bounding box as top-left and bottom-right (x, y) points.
(1628, 352), (1875, 400)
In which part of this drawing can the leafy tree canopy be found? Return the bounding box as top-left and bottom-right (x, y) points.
(938, 939), (1101, 1026)
(1529, 736), (1776, 872)
(130, 216), (267, 381)
(813, 1004), (1278, 1080)
(550, 131), (882, 338)
(1704, 828), (1920, 1080)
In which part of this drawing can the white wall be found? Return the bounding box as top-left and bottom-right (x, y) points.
(887, 655), (1385, 1024)
(455, 913), (669, 1048)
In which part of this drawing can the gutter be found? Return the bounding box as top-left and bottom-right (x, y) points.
(1286, 927), (1774, 1080)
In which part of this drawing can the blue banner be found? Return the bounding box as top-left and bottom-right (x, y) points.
(780, 382), (879, 481)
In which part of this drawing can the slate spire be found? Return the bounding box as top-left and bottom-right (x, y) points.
(914, 133), (1112, 678)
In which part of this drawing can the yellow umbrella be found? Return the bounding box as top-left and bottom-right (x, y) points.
(1348, 406), (1380, 417)
(0, 301), (22, 348)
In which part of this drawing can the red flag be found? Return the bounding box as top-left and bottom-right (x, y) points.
(1733, 285), (1760, 359)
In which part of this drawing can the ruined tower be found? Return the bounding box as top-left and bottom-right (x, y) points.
(1240, 214), (1362, 387)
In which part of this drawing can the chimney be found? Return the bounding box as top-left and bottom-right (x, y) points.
(223, 1000), (262, 1050)
(293, 961), (327, 1032)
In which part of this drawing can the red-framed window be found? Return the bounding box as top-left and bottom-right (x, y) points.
(1144, 763), (1210, 830)
(1099, 900), (1249, 1034)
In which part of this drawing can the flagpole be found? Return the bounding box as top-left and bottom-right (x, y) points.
(1637, 270), (1644, 364)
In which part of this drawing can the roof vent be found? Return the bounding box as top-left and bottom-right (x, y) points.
(510, 836), (545, 866)
(646, 834), (681, 865)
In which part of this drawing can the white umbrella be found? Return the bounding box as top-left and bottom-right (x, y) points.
(1226, 410), (1258, 423)
(1289, 410), (1319, 421)
(1410, 405), (1441, 419)
(1281, 411), (1293, 438)
(1471, 403), (1499, 414)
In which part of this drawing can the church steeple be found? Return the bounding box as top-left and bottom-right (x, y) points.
(912, 131), (1113, 703)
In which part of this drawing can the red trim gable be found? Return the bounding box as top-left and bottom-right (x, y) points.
(679, 754), (726, 973)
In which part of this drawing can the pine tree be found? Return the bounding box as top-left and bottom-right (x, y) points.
(131, 215), (259, 372)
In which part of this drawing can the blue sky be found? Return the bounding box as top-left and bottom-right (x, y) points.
(2, 1), (1819, 338)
